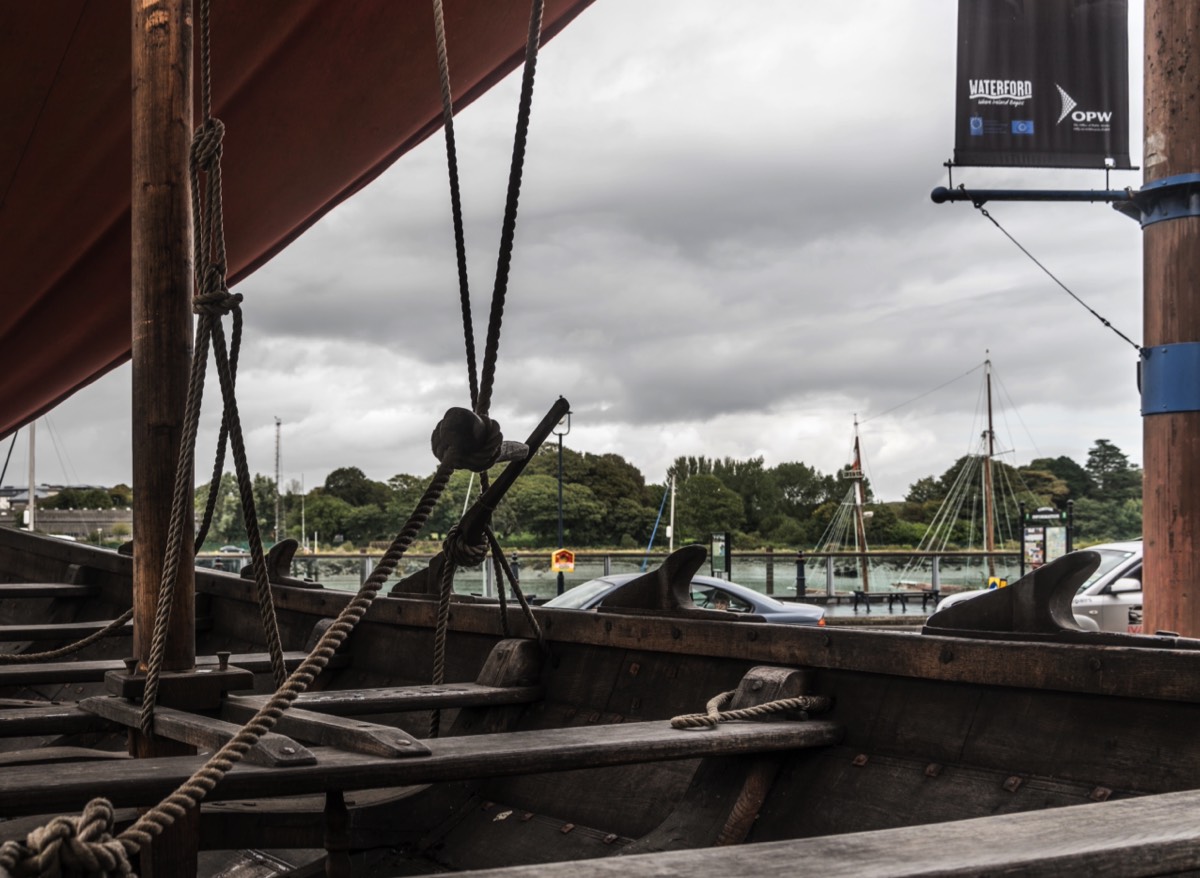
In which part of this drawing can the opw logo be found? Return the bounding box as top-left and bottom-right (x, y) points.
(1056, 85), (1112, 125)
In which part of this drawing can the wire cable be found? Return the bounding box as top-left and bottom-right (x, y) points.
(861, 362), (985, 424)
(975, 205), (1141, 352)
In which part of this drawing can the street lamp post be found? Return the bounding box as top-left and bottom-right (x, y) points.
(554, 404), (572, 596)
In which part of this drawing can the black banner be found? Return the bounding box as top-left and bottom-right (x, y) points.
(954, 0), (1131, 169)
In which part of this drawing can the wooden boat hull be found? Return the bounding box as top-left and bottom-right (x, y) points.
(1, 527), (1199, 875)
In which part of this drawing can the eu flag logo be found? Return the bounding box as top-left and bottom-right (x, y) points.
(969, 116), (984, 136)
(1011, 120), (1035, 135)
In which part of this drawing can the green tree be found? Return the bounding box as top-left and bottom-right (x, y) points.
(1014, 468), (1070, 510)
(493, 474), (605, 545)
(109, 484), (133, 507)
(713, 457), (780, 534)
(322, 466), (391, 508)
(1028, 455), (1092, 501)
(772, 462), (836, 519)
(905, 477), (942, 504)
(304, 493), (357, 545)
(1085, 439), (1132, 495)
(676, 474), (744, 539)
(42, 487), (114, 509)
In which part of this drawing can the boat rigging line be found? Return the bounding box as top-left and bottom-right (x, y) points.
(972, 204), (1141, 352)
(0, 431), (16, 487)
(860, 361), (985, 424)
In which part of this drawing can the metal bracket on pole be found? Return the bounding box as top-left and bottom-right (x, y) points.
(1114, 173), (1200, 227)
(930, 186), (1135, 208)
(1141, 343), (1200, 415)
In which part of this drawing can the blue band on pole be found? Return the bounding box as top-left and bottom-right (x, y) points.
(1118, 173), (1200, 227)
(1141, 343), (1200, 415)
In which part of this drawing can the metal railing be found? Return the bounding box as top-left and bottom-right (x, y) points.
(196, 547), (1023, 603)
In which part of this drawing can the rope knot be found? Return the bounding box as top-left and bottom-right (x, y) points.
(443, 525), (488, 567)
(193, 288), (242, 317)
(191, 117), (225, 169)
(430, 408), (503, 472)
(0, 798), (133, 877)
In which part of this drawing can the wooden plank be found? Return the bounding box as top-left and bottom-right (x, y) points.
(0, 620), (133, 641)
(0, 719), (843, 816)
(0, 583), (99, 598)
(219, 701), (430, 758)
(0, 651), (345, 685)
(0, 703), (115, 736)
(235, 584), (1200, 703)
(419, 787), (1200, 877)
(80, 697), (316, 768)
(226, 683), (542, 717)
(0, 616), (211, 641)
(0, 746), (130, 767)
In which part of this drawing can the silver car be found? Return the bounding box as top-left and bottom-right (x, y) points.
(934, 540), (1142, 633)
(544, 573), (826, 626)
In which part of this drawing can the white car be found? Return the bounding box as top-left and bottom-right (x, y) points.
(934, 540), (1142, 634)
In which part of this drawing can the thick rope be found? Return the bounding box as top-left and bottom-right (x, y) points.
(670, 691), (832, 730)
(0, 608), (134, 665)
(431, 0), (479, 411)
(428, 524), (489, 738)
(475, 0), (545, 420)
(0, 798), (132, 877)
(423, 0), (546, 718)
(194, 306), (241, 551)
(119, 465), (453, 856)
(485, 527), (544, 648)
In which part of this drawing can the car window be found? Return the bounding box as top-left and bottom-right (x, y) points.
(1076, 549), (1139, 594)
(694, 587), (751, 613)
(544, 579), (617, 609)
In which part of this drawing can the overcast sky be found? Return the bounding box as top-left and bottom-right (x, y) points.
(17, 0), (1147, 503)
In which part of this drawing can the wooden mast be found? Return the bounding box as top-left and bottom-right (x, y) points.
(1143, 1), (1200, 637)
(850, 417), (870, 593)
(982, 357), (996, 579)
(130, 0), (197, 872)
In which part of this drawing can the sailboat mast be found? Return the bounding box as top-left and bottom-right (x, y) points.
(983, 357), (996, 578)
(851, 417), (870, 593)
(274, 416), (282, 542)
(131, 0), (195, 673)
(668, 475), (676, 553)
(130, 1), (199, 871)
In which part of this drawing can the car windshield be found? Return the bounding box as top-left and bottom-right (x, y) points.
(543, 578), (619, 609)
(1076, 549), (1138, 594)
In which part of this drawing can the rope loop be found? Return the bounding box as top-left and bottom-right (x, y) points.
(442, 524), (488, 567)
(430, 407), (503, 471)
(670, 691), (832, 730)
(190, 116), (225, 169)
(0, 798), (132, 877)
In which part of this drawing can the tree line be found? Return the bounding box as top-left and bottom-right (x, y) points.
(181, 437), (1141, 551)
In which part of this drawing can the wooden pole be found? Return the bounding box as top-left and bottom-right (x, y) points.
(131, 0), (195, 675)
(1142, 1), (1200, 637)
(131, 0), (197, 873)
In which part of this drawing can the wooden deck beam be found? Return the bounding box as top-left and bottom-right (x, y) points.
(0, 652), (346, 686)
(226, 683), (543, 717)
(0, 719), (842, 817)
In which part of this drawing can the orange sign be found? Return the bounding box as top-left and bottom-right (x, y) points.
(551, 548), (575, 573)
